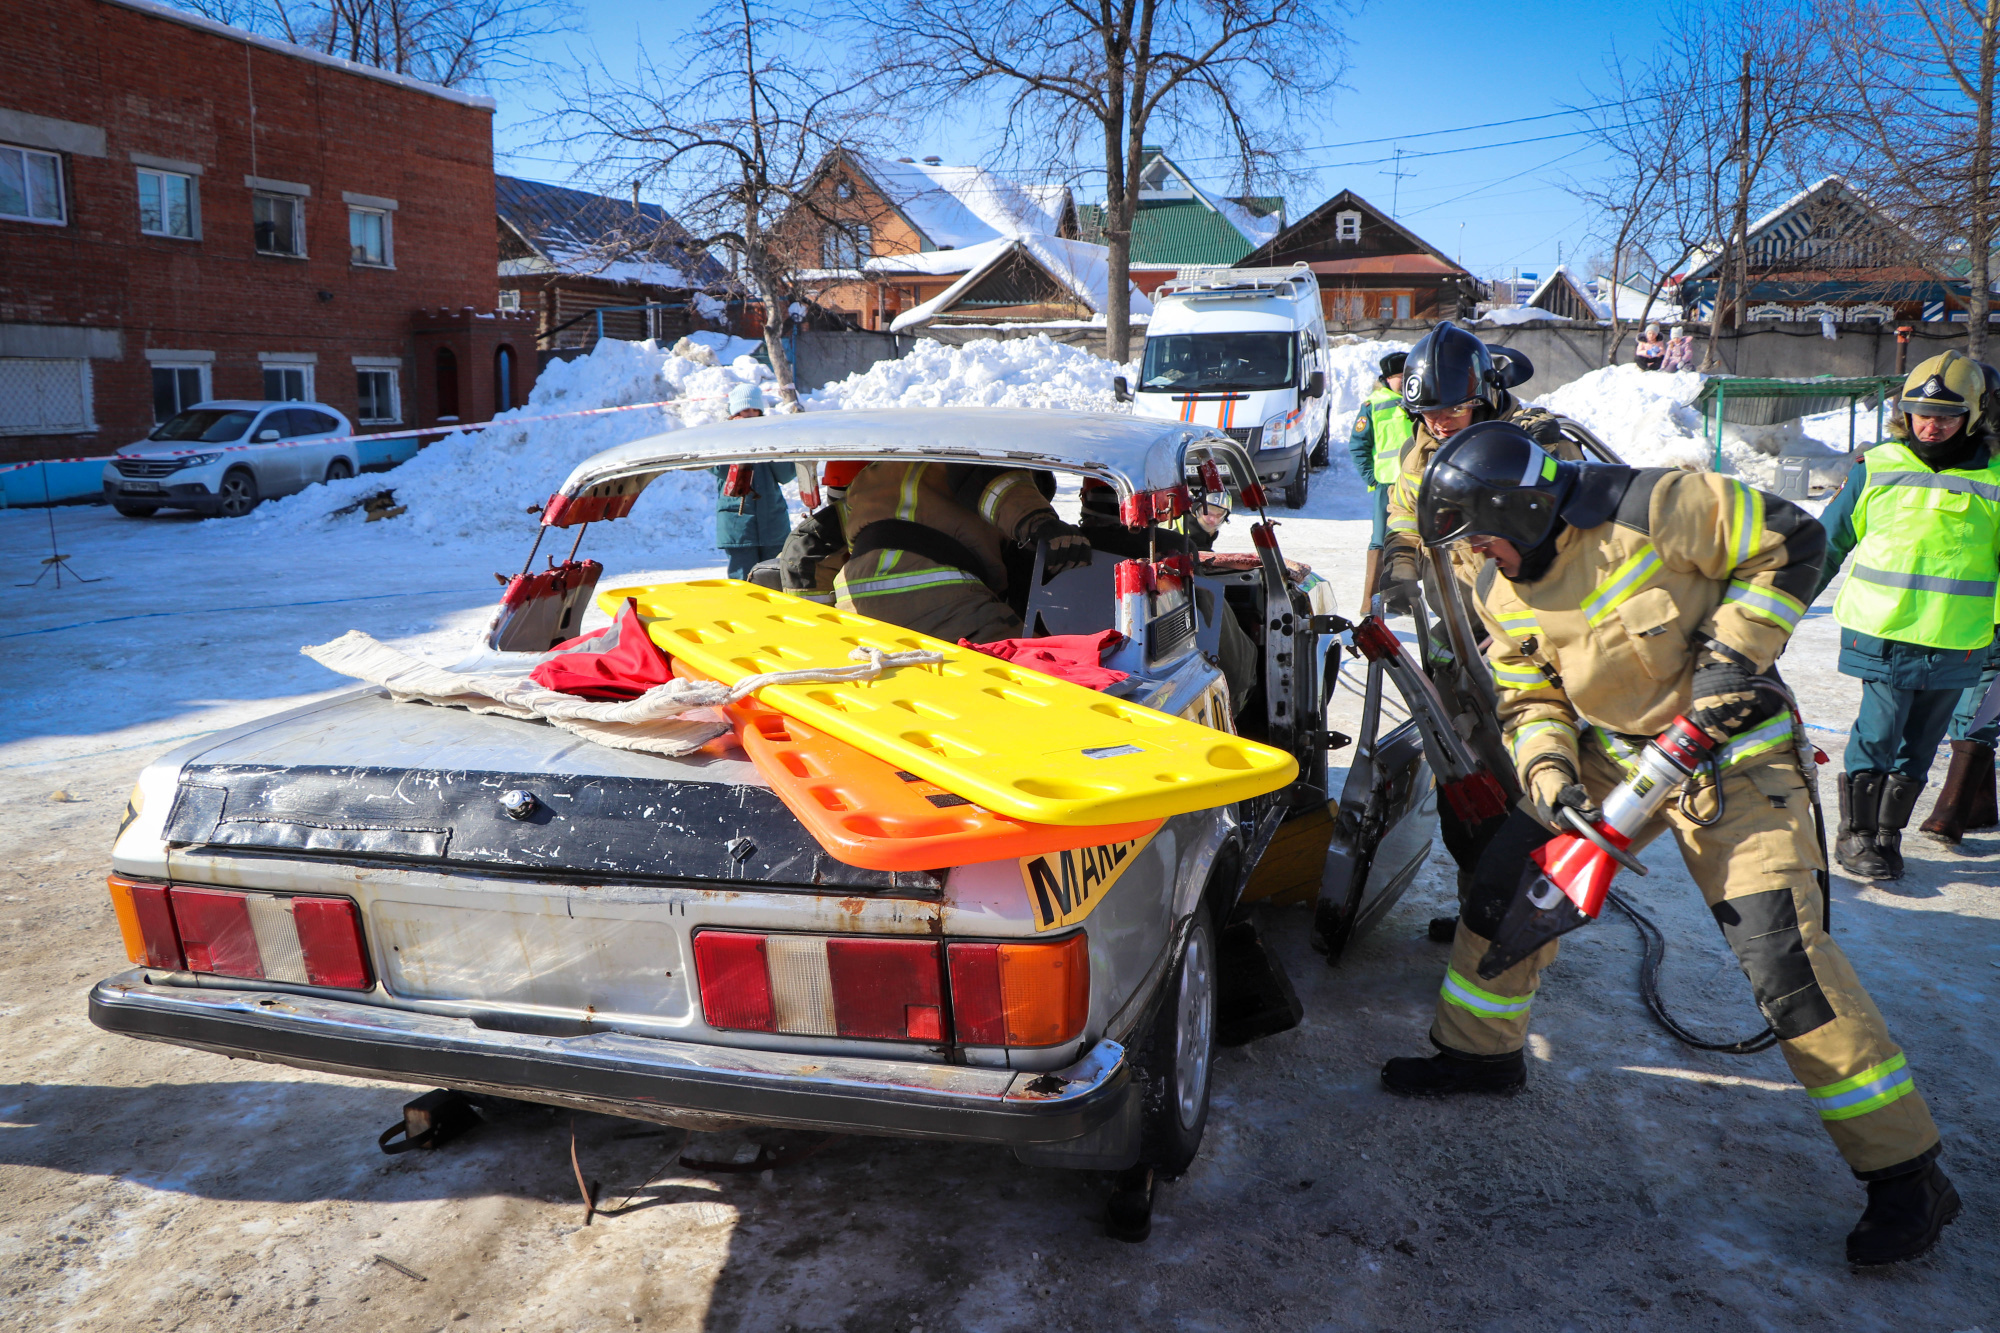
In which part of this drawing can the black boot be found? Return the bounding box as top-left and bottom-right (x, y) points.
(1836, 771), (1892, 879)
(1965, 744), (1998, 831)
(1876, 774), (1924, 881)
(1847, 1161), (1961, 1266)
(1920, 740), (1980, 845)
(1381, 1045), (1526, 1097)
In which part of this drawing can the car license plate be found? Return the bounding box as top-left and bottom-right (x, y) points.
(121, 482), (163, 494)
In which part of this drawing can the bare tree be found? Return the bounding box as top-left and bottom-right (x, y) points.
(866, 0), (1346, 360)
(1832, 0), (2000, 357)
(552, 0), (883, 403)
(163, 0), (572, 87)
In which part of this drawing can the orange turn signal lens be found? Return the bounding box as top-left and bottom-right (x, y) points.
(108, 873), (182, 969)
(947, 933), (1089, 1047)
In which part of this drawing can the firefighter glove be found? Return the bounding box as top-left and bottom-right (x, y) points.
(1378, 548), (1421, 616)
(1021, 511), (1094, 581)
(1525, 757), (1600, 833)
(1689, 649), (1781, 743)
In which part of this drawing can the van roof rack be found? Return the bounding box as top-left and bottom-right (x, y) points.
(1159, 262), (1316, 300)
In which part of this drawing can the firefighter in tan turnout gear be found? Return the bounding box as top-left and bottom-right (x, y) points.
(1383, 422), (1959, 1267)
(833, 460), (1091, 643)
(1376, 321), (1575, 613)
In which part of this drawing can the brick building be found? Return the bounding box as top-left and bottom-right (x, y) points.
(0, 0), (503, 466)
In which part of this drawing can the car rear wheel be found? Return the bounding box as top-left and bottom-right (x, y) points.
(1134, 903), (1215, 1177)
(324, 457), (354, 483)
(216, 468), (259, 518)
(1284, 463), (1309, 509)
(112, 501), (157, 518)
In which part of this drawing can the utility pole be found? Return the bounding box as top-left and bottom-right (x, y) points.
(1384, 146), (1411, 218)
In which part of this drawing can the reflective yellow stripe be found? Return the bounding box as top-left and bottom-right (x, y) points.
(897, 463), (927, 521)
(1726, 479), (1764, 569)
(1582, 544), (1662, 625)
(1497, 610), (1541, 641)
(979, 473), (1026, 524)
(1722, 579), (1806, 631)
(1387, 515), (1419, 534)
(1509, 719), (1576, 760)
(1809, 1053), (1915, 1121)
(1492, 660), (1552, 691)
(1718, 713), (1799, 770)
(1440, 967), (1534, 1018)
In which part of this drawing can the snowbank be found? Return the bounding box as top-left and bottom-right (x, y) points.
(1529, 365), (1712, 470)
(804, 334), (1127, 412)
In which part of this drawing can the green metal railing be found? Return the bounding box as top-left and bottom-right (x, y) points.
(1693, 375), (1905, 470)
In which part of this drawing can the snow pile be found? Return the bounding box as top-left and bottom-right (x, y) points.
(251, 335), (778, 560)
(1477, 305), (1564, 326)
(1530, 365), (1713, 470)
(805, 335), (1127, 412)
(1323, 337), (1412, 424)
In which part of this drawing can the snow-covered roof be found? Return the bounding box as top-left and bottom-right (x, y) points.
(556, 408), (1256, 502)
(851, 155), (1070, 251)
(496, 176), (728, 289)
(884, 236), (1154, 332)
(1681, 176), (1913, 280)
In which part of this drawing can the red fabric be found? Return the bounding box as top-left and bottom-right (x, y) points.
(959, 630), (1129, 690)
(529, 597), (674, 699)
(822, 460), (867, 488)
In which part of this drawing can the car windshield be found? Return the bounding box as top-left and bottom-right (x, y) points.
(1140, 333), (1296, 392)
(149, 409), (256, 443)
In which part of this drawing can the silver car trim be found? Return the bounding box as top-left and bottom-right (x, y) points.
(89, 970), (1128, 1145)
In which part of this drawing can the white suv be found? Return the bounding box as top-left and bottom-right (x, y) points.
(104, 401), (357, 518)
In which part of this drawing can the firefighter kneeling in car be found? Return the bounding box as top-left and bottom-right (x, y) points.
(1384, 422), (1959, 1267)
(833, 460), (1091, 643)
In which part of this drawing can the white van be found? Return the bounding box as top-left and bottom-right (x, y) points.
(1121, 264), (1331, 509)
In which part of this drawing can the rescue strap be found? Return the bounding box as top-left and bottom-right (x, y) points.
(848, 519), (1005, 593)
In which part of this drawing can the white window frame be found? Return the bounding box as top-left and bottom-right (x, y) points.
(1334, 210), (1361, 243)
(347, 205), (393, 268)
(258, 355), (315, 402)
(353, 358), (402, 424)
(0, 142), (66, 225)
(0, 357), (95, 435)
(149, 361), (211, 421)
(497, 289), (522, 310)
(136, 166), (200, 239)
(253, 191), (306, 257)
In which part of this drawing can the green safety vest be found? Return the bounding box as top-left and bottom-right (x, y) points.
(1365, 385), (1413, 484)
(1833, 439), (2000, 651)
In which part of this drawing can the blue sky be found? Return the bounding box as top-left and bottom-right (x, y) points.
(491, 0), (1679, 284)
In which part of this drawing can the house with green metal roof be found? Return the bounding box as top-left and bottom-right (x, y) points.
(1074, 149), (1285, 297)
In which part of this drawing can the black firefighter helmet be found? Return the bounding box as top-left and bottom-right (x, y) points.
(1400, 321), (1535, 417)
(1417, 420), (1579, 550)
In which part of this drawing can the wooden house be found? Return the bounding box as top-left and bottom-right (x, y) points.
(1235, 190), (1479, 324)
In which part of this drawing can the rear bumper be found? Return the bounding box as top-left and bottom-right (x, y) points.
(88, 970), (1128, 1145)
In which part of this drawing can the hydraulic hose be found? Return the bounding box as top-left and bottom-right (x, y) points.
(1604, 888), (1778, 1055)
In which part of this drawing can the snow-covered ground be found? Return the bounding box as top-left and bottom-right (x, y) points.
(3, 335), (1992, 1330)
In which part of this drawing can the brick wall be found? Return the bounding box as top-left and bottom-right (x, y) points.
(0, 0), (497, 464)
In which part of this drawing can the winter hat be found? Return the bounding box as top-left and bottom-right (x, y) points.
(1379, 352), (1408, 378)
(728, 383), (768, 416)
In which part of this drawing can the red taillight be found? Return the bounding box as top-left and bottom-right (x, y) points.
(294, 898), (374, 989)
(109, 875), (183, 969)
(102, 877), (371, 990)
(693, 929), (1086, 1047)
(172, 887), (264, 978)
(947, 934), (1089, 1047)
(826, 937), (941, 1041)
(692, 932), (776, 1031)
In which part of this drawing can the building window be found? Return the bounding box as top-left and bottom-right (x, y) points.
(497, 289), (521, 310)
(1396, 294), (1412, 320)
(137, 168), (197, 238)
(1335, 210), (1361, 243)
(0, 358), (94, 435)
(151, 364), (209, 421)
(356, 368), (400, 423)
(821, 224), (870, 269)
(254, 192), (304, 256)
(495, 345), (516, 413)
(349, 206), (392, 266)
(263, 365), (312, 401)
(0, 144), (65, 225)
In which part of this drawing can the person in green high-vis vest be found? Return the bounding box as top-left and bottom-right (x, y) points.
(1347, 351), (1414, 602)
(1814, 351), (2000, 881)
